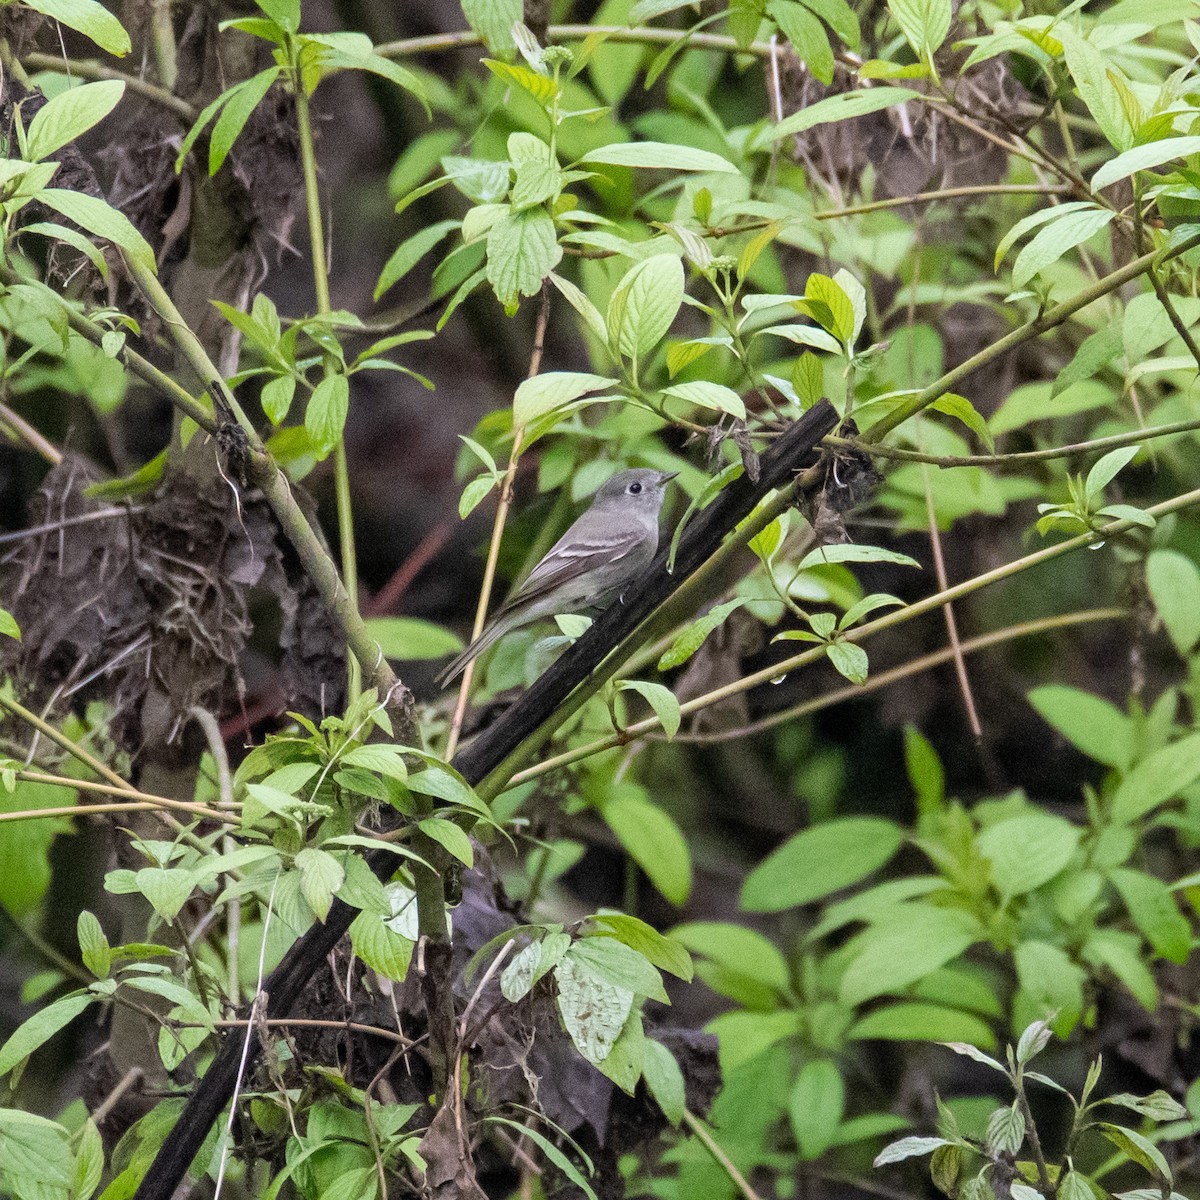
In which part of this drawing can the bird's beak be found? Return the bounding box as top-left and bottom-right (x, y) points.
(658, 471), (679, 484)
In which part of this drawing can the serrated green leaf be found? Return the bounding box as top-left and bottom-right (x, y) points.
(486, 206), (562, 312)
(513, 371), (620, 429)
(607, 253), (684, 363)
(375, 218), (460, 300)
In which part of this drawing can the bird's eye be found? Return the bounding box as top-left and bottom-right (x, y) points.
(628, 481), (643, 494)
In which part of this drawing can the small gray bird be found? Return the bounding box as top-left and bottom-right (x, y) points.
(437, 468), (677, 687)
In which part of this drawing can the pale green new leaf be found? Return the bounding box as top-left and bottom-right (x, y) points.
(513, 371), (620, 428)
(889, 0), (951, 57)
(607, 253), (684, 362)
(580, 141), (739, 173)
(38, 188), (155, 273)
(305, 372), (350, 454)
(618, 680), (681, 739)
(1012, 207), (1114, 288)
(26, 80), (125, 162)
(24, 0), (131, 56)
(486, 206), (562, 311)
(1146, 549), (1200, 656)
(769, 87), (918, 140)
(1092, 136), (1200, 190)
(660, 380), (746, 418)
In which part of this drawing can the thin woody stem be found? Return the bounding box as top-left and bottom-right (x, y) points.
(509, 485), (1200, 784)
(445, 282), (551, 758)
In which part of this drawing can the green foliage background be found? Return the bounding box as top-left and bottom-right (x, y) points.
(0, 0), (1198, 1198)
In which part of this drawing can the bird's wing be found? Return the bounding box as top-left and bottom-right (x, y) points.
(505, 519), (645, 610)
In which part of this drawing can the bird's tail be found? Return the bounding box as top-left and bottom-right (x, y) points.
(435, 617), (509, 688)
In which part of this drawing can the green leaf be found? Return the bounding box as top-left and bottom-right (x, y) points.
(671, 921), (790, 998)
(1085, 445), (1139, 501)
(618, 680), (681, 739)
(805, 272), (856, 345)
(1058, 26), (1133, 151)
(657, 599), (745, 670)
(24, 0), (131, 56)
(1052, 324), (1122, 397)
(1095, 1123), (1173, 1187)
(873, 1137), (952, 1167)
(135, 866), (196, 921)
(986, 1102), (1025, 1154)
(1028, 685), (1133, 771)
(569, 935), (667, 1003)
(826, 639), (869, 684)
(1112, 731), (1200, 823)
(487, 1117), (598, 1200)
(512, 371), (620, 429)
(374, 219), (460, 300)
(77, 910), (110, 979)
(797, 543), (921, 570)
(294, 847), (344, 923)
(209, 68), (278, 175)
(590, 913), (693, 980)
(742, 817), (905, 912)
(260, 375), (295, 424)
(849, 1003), (996, 1048)
(598, 785), (692, 905)
(642, 1039), (686, 1126)
(769, 87), (918, 140)
(789, 1059), (844, 1158)
(461, 0), (523, 51)
(579, 141), (739, 173)
(365, 616), (463, 661)
(418, 817), (474, 866)
(0, 609), (20, 640)
(511, 159), (563, 209)
(888, 0), (951, 57)
(930, 393), (995, 451)
(305, 372), (350, 455)
(73, 1118), (104, 1200)
(555, 954), (634, 1063)
(1012, 207), (1115, 288)
(839, 905), (979, 1007)
(442, 155), (511, 204)
(549, 272), (608, 343)
(795, 0), (860, 46)
(38, 188), (156, 273)
(1102, 1090), (1189, 1123)
(348, 908), (413, 981)
(483, 58), (558, 107)
(1146, 549), (1200, 656)
(760, 323), (844, 353)
(0, 1109), (74, 1187)
(1093, 136), (1200, 190)
(976, 812), (1080, 897)
(26, 80), (125, 162)
(486, 206), (562, 312)
(769, 1), (834, 84)
(0, 991), (93, 1078)
(1109, 867), (1191, 964)
(607, 253), (684, 363)
(660, 380), (746, 419)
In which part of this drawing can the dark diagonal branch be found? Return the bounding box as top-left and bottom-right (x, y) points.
(130, 398), (838, 1200)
